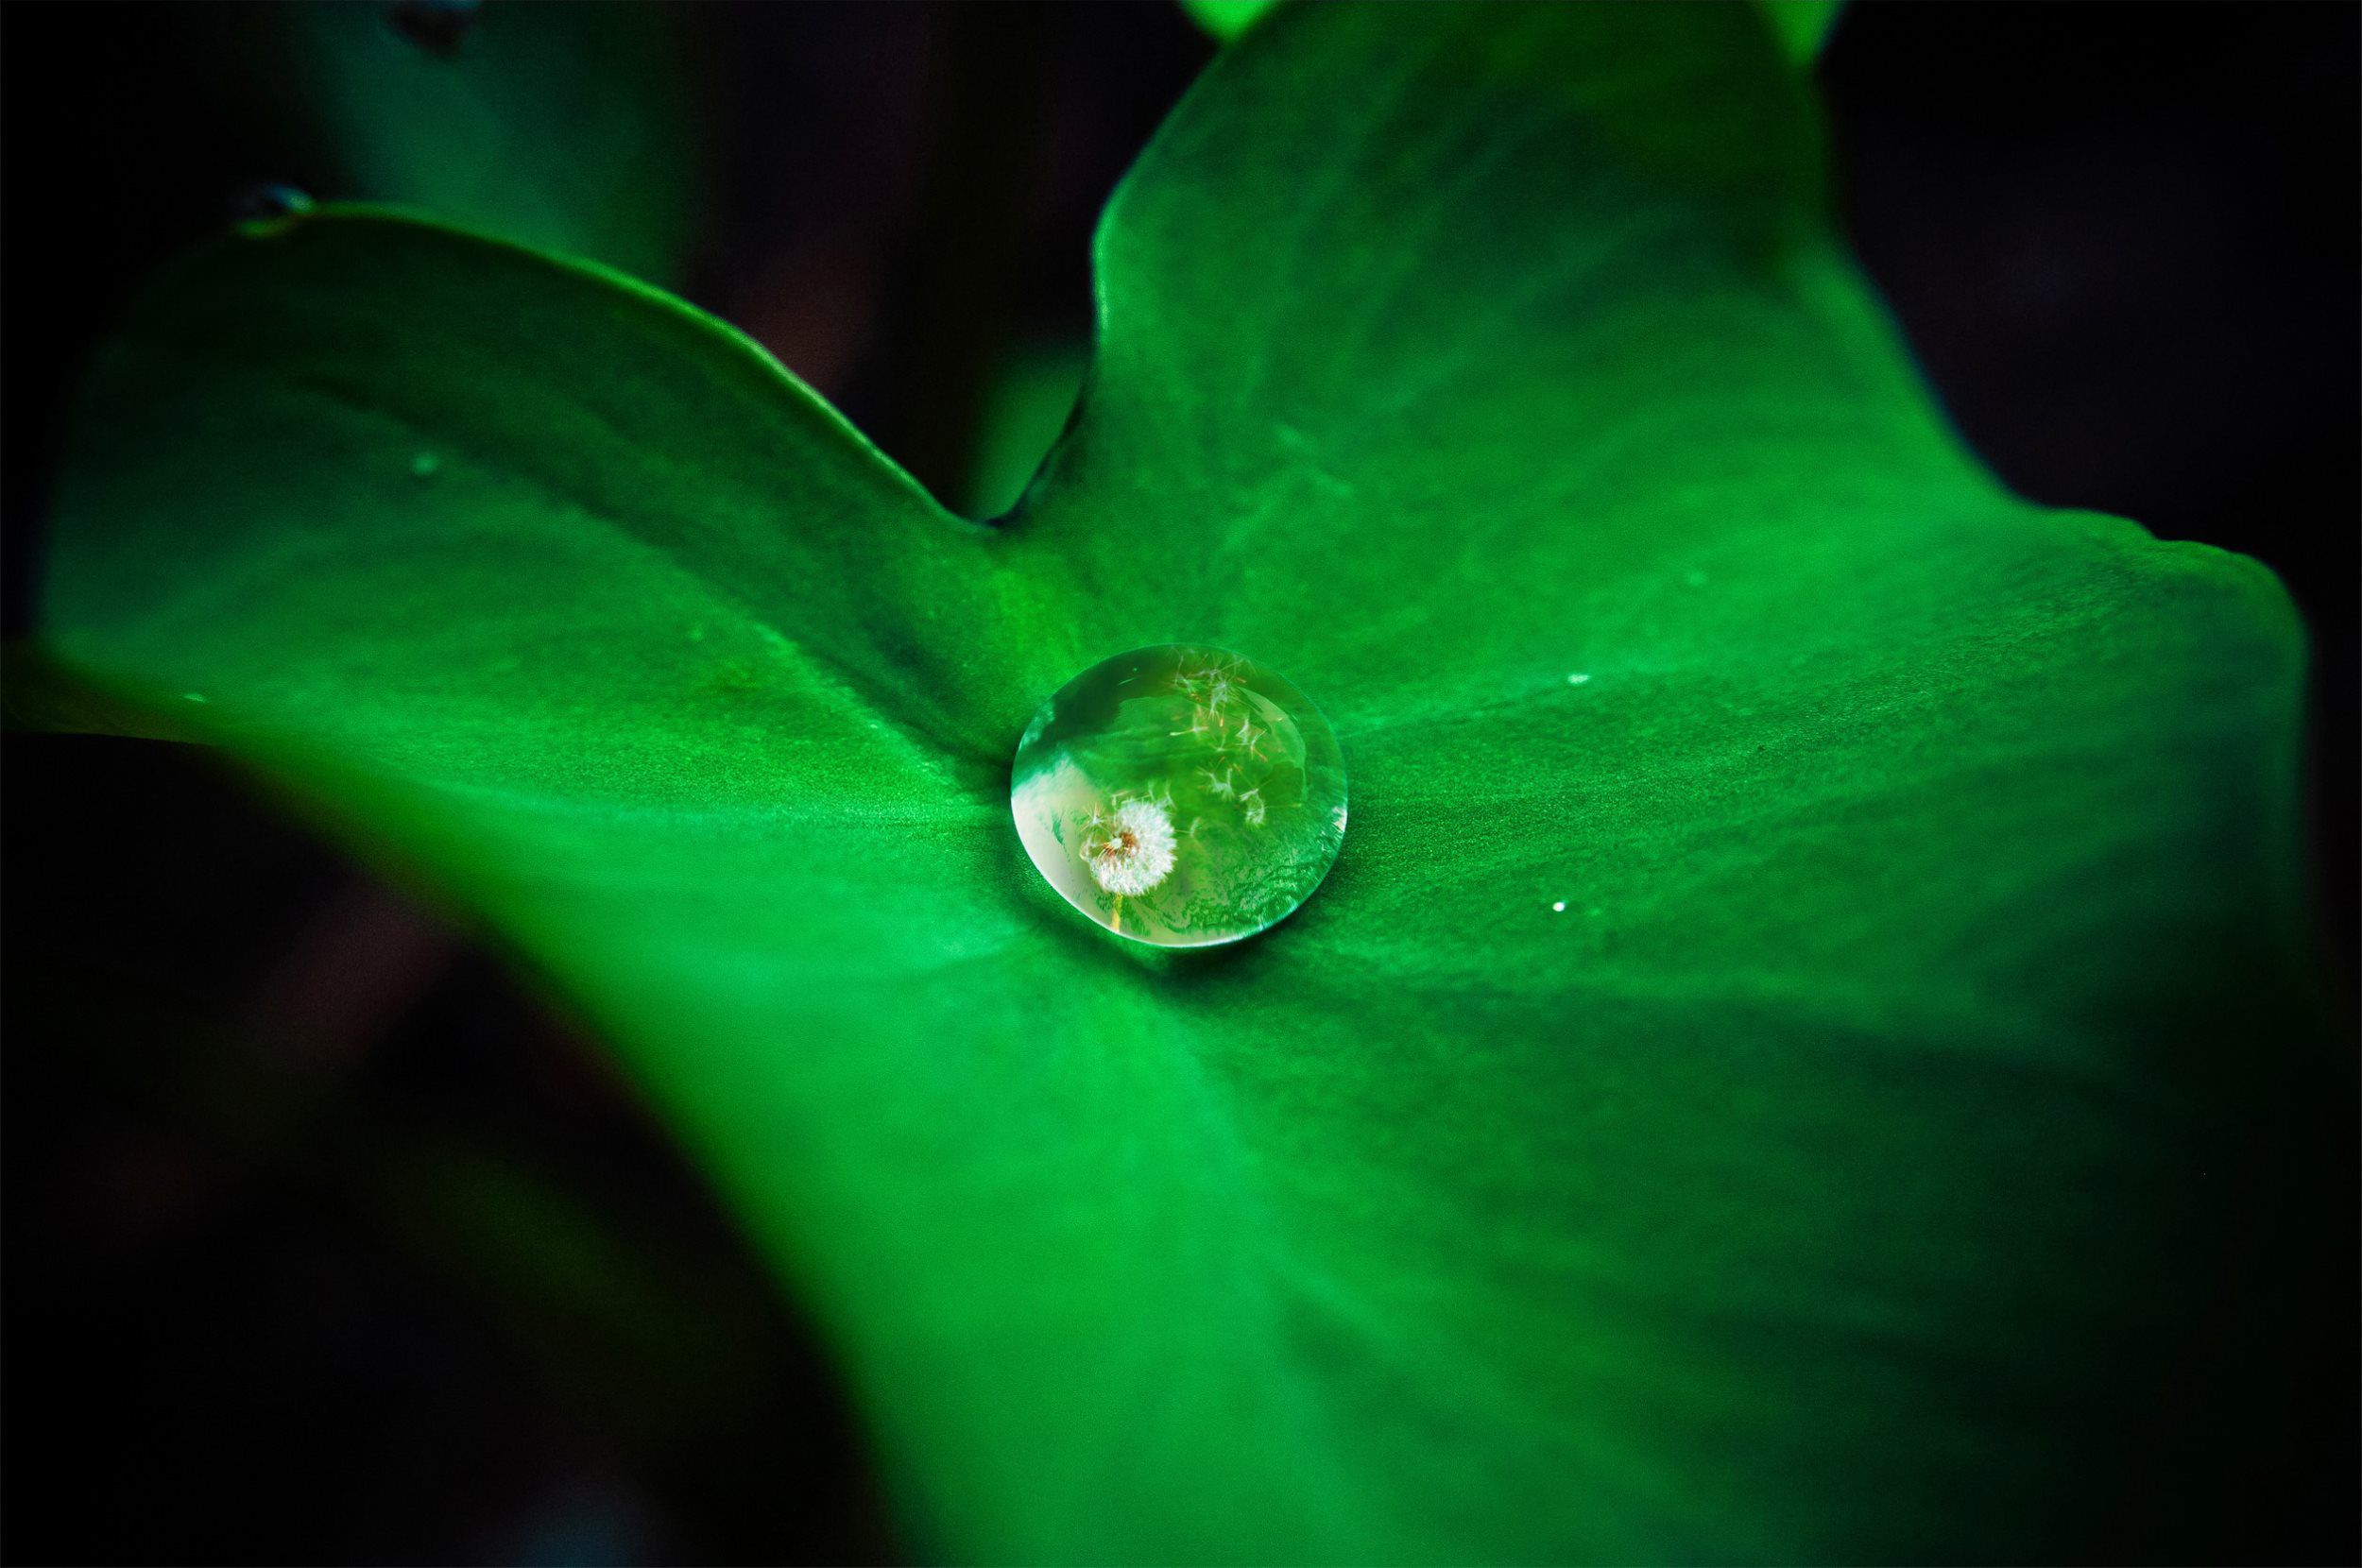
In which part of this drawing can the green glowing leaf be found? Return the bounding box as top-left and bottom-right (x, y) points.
(1179, 0), (1278, 44)
(37, 4), (2346, 1562)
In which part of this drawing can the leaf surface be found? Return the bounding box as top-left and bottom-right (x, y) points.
(39, 6), (2346, 1562)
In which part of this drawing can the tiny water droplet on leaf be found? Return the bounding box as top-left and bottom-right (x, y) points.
(231, 184), (315, 224)
(1012, 644), (1345, 947)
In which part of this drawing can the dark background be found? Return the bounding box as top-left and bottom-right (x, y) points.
(3, 4), (2354, 1562)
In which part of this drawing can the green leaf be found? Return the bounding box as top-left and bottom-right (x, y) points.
(961, 338), (1091, 520)
(1762, 0), (1846, 61)
(1, 641), (200, 740)
(38, 5), (2347, 1563)
(1179, 0), (1279, 44)
(1189, 0), (1846, 65)
(225, 0), (702, 281)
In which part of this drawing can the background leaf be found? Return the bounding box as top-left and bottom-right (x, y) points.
(961, 339), (1092, 520)
(221, 0), (702, 281)
(38, 5), (2349, 1564)
(1178, 0), (1279, 46)
(1188, 0), (1847, 66)
(1762, 0), (1845, 62)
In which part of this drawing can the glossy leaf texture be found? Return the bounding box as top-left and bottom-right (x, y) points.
(38, 5), (2350, 1563)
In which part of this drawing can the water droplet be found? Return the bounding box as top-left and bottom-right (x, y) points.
(1551, 900), (1566, 912)
(1012, 644), (1345, 947)
(231, 183), (315, 223)
(387, 0), (481, 57)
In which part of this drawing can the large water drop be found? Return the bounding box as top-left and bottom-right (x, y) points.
(1011, 644), (1345, 947)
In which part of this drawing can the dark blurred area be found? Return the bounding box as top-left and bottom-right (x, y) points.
(1, 4), (2353, 1563)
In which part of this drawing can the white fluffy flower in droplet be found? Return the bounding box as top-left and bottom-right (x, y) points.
(1083, 797), (1177, 895)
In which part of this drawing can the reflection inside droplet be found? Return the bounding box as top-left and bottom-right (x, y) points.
(1010, 644), (1346, 947)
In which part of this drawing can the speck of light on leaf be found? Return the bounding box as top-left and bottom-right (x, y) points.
(1551, 900), (1567, 912)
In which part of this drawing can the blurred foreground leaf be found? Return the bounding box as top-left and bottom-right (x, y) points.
(39, 4), (2349, 1561)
